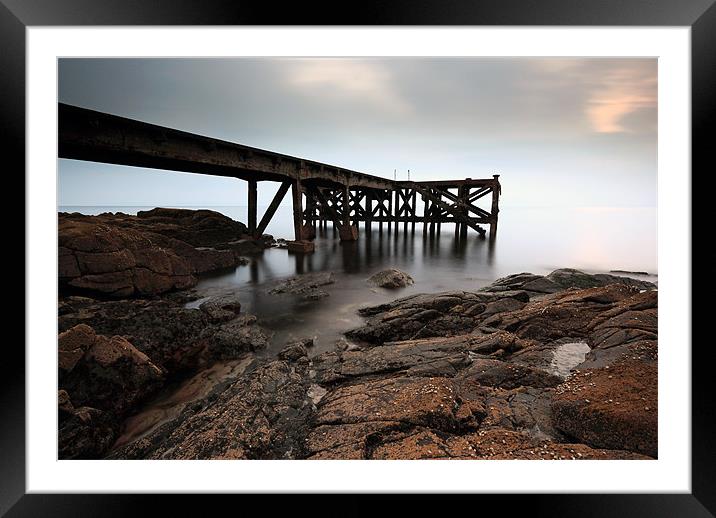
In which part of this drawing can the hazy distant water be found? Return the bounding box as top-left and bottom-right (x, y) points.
(60, 204), (657, 355)
(60, 204), (657, 275)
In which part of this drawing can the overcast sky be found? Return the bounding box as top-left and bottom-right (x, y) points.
(58, 57), (657, 208)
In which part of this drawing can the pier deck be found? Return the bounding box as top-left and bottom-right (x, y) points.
(59, 103), (501, 242)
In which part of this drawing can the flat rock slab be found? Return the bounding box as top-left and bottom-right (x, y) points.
(110, 358), (315, 460)
(481, 268), (656, 296)
(347, 290), (529, 344)
(552, 355), (657, 457)
(458, 358), (563, 390)
(315, 376), (473, 432)
(370, 428), (651, 460)
(268, 272), (335, 301)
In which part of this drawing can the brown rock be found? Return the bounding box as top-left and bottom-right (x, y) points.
(315, 376), (476, 432)
(286, 240), (315, 254)
(59, 218), (197, 297)
(135, 207), (248, 246)
(59, 325), (164, 416)
(59, 210), (254, 298)
(459, 358), (562, 390)
(59, 405), (116, 459)
(199, 294), (242, 323)
(109, 358), (315, 460)
(58, 323), (96, 373)
(367, 268), (415, 289)
(371, 428), (650, 460)
(269, 272), (334, 301)
(551, 357), (657, 457)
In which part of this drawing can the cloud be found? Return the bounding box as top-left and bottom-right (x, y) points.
(285, 59), (412, 114)
(583, 63), (657, 134)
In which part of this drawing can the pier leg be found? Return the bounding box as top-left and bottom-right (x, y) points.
(454, 188), (460, 240)
(436, 191), (442, 234)
(248, 179), (257, 237)
(388, 190), (393, 234)
(291, 179), (303, 241)
(459, 185), (468, 240)
(489, 174), (501, 241)
(366, 190), (372, 233)
(394, 189), (401, 235)
(423, 194), (429, 237)
(339, 184), (358, 241)
(403, 190), (409, 234)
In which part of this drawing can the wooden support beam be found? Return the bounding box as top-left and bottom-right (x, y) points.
(310, 186), (343, 227)
(469, 186), (492, 203)
(415, 185), (486, 236)
(291, 179), (303, 241)
(342, 185), (351, 228)
(490, 175), (501, 240)
(422, 192), (430, 236)
(255, 180), (290, 237)
(387, 191), (393, 232)
(366, 190), (373, 231)
(460, 185), (468, 240)
(311, 185), (357, 241)
(248, 179), (257, 236)
(437, 186), (492, 220)
(454, 187), (462, 239)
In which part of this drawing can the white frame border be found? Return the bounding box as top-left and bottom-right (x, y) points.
(27, 26), (690, 493)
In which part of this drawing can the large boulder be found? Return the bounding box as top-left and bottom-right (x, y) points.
(59, 324), (164, 416)
(135, 207), (248, 246)
(367, 268), (414, 289)
(59, 218), (196, 297)
(58, 296), (269, 373)
(59, 210), (253, 297)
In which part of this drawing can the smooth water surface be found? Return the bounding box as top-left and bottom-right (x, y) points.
(60, 205), (657, 356)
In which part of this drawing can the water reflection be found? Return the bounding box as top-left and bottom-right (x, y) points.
(194, 226), (499, 356)
(239, 224), (496, 286)
(60, 204), (657, 355)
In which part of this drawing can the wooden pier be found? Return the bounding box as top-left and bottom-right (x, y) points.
(58, 103), (501, 242)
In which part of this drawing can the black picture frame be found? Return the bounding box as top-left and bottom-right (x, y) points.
(4, 0), (713, 515)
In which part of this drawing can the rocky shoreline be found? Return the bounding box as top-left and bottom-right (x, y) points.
(57, 209), (658, 460)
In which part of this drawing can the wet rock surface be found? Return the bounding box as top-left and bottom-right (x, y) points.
(367, 268), (415, 289)
(552, 351), (657, 457)
(59, 209), (263, 298)
(58, 295), (270, 374)
(481, 268), (655, 296)
(98, 268), (657, 460)
(110, 357), (315, 460)
(345, 290), (529, 344)
(57, 292), (272, 459)
(268, 272), (335, 301)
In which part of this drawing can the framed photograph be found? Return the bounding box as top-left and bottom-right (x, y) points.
(6, 0), (713, 514)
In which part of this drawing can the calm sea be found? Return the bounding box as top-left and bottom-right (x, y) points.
(59, 204), (657, 355)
